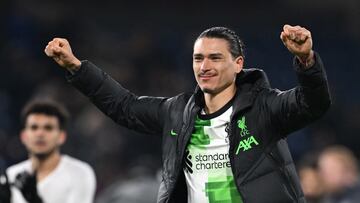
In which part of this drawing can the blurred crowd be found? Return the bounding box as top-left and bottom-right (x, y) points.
(0, 0), (359, 202)
(299, 145), (360, 203)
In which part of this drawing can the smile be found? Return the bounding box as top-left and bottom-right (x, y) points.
(199, 73), (217, 79)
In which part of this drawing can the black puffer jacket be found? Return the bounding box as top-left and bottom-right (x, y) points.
(67, 52), (330, 203)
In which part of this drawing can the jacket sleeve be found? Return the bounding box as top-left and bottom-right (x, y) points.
(66, 60), (167, 135)
(265, 52), (331, 137)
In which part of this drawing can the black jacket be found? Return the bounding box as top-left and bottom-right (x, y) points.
(67, 52), (331, 203)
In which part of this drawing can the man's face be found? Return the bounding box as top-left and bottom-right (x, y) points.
(21, 114), (65, 158)
(318, 154), (345, 193)
(299, 168), (323, 198)
(193, 37), (243, 94)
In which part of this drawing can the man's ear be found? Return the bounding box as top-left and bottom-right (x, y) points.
(58, 131), (67, 146)
(235, 56), (244, 73)
(20, 130), (27, 145)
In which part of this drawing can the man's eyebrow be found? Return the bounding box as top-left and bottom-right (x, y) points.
(193, 53), (224, 57)
(209, 53), (224, 57)
(193, 53), (203, 57)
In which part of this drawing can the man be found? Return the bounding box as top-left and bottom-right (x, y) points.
(318, 145), (360, 203)
(297, 152), (325, 203)
(4, 101), (96, 203)
(44, 25), (331, 203)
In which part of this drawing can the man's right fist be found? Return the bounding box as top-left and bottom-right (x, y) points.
(44, 38), (81, 72)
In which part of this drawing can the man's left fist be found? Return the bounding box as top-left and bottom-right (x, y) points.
(280, 24), (313, 63)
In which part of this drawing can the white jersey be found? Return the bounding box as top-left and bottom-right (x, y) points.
(7, 155), (96, 203)
(184, 104), (243, 203)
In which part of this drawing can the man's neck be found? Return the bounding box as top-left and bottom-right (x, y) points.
(30, 151), (61, 181)
(204, 84), (237, 114)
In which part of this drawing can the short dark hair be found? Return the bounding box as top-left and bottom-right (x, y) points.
(196, 27), (245, 59)
(21, 100), (70, 130)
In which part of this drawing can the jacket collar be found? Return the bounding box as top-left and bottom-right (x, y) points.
(193, 68), (271, 114)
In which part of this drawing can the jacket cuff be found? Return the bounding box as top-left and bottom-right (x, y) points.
(65, 60), (106, 95)
(293, 51), (328, 88)
(65, 60), (87, 81)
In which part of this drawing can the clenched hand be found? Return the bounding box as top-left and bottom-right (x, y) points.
(44, 38), (81, 72)
(280, 25), (314, 67)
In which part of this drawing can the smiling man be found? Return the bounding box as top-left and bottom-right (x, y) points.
(44, 25), (331, 203)
(5, 101), (96, 203)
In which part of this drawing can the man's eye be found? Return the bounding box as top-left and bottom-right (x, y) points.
(211, 57), (222, 61)
(194, 57), (203, 62)
(29, 125), (39, 131)
(44, 125), (55, 131)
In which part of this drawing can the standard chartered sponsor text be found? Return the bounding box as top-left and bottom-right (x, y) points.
(194, 152), (231, 170)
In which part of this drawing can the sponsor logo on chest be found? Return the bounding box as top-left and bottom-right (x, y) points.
(235, 116), (260, 154)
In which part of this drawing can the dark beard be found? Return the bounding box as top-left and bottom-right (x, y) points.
(32, 147), (57, 161)
(200, 80), (234, 95)
(201, 88), (217, 94)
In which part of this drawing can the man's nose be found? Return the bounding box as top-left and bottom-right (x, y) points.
(200, 59), (211, 71)
(34, 129), (46, 136)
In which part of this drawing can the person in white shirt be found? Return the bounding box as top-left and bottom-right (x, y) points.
(4, 100), (96, 203)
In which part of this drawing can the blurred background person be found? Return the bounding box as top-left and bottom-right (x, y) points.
(95, 155), (160, 203)
(5, 100), (96, 203)
(318, 145), (360, 203)
(297, 152), (325, 203)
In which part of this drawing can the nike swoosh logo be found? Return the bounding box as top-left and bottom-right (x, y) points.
(170, 129), (177, 136)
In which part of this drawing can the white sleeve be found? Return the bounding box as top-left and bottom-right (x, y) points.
(68, 165), (96, 203)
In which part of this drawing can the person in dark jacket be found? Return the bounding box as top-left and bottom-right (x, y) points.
(44, 25), (331, 203)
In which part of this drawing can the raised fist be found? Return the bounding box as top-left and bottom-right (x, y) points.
(44, 38), (81, 72)
(280, 24), (314, 63)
